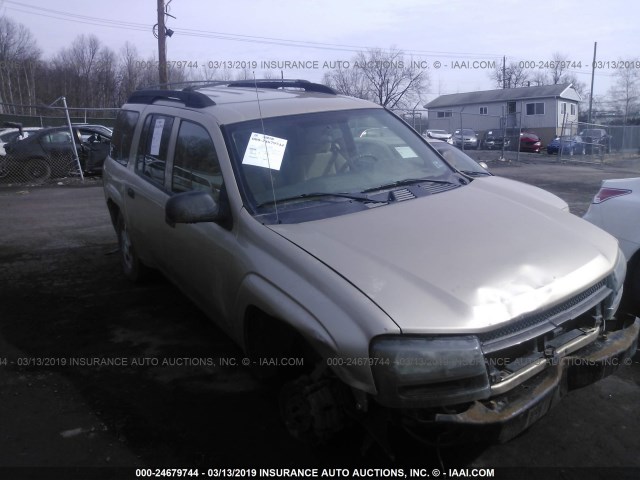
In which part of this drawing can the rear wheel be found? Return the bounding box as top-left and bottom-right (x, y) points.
(116, 213), (147, 282)
(24, 158), (51, 183)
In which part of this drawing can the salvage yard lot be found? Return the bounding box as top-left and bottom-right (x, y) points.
(0, 156), (639, 477)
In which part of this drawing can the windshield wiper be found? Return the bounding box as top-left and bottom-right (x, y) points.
(256, 192), (383, 208)
(361, 177), (456, 193)
(459, 170), (491, 177)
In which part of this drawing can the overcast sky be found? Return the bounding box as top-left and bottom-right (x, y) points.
(2, 0), (638, 102)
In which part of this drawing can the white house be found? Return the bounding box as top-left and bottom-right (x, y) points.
(424, 84), (581, 145)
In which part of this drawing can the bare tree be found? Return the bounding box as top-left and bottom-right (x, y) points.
(607, 60), (640, 124)
(530, 71), (548, 86)
(117, 42), (143, 104)
(490, 61), (529, 89)
(324, 48), (428, 110)
(323, 63), (370, 100)
(548, 52), (568, 85)
(0, 16), (41, 114)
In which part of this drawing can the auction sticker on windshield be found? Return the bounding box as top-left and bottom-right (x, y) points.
(242, 132), (287, 170)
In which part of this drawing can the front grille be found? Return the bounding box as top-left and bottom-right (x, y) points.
(480, 279), (609, 354)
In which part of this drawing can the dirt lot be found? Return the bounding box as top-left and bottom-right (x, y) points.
(1, 155), (639, 479)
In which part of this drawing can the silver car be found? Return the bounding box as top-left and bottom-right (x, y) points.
(103, 80), (637, 446)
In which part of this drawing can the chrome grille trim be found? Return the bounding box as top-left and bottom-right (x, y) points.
(480, 279), (610, 354)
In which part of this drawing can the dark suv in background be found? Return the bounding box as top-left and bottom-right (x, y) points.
(579, 128), (612, 154)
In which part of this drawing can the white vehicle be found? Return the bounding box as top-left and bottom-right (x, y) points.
(584, 177), (640, 314)
(424, 129), (453, 143)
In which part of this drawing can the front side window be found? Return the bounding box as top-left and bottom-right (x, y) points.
(136, 114), (174, 187)
(171, 120), (223, 200)
(110, 110), (139, 166)
(225, 108), (461, 223)
(43, 131), (72, 143)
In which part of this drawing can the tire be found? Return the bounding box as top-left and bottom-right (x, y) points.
(0, 159), (8, 179)
(622, 256), (640, 316)
(24, 158), (51, 183)
(279, 375), (346, 444)
(116, 213), (148, 282)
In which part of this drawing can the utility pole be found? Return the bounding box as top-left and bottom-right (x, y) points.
(503, 56), (506, 89)
(157, 0), (168, 88)
(588, 42), (597, 124)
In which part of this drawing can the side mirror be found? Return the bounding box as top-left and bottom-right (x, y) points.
(165, 190), (221, 227)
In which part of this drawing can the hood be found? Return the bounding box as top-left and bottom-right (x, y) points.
(269, 180), (618, 334)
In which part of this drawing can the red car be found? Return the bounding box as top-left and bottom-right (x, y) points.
(518, 132), (543, 153)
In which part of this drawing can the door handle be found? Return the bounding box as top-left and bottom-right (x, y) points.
(127, 187), (135, 199)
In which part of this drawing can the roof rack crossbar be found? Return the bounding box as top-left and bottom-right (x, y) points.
(226, 79), (337, 95)
(127, 89), (216, 108)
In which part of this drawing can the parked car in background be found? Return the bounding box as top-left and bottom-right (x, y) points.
(547, 135), (585, 156)
(481, 129), (510, 150)
(579, 128), (612, 154)
(584, 177), (640, 315)
(0, 126), (41, 156)
(3, 125), (111, 182)
(424, 129), (452, 143)
(452, 128), (479, 149)
(518, 132), (543, 153)
(103, 79), (635, 446)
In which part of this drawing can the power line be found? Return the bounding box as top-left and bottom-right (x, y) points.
(0, 0), (623, 81)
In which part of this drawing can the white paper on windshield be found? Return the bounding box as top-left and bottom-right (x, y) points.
(394, 146), (418, 158)
(150, 118), (165, 156)
(242, 132), (287, 171)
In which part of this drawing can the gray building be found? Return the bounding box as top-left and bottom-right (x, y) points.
(424, 84), (581, 146)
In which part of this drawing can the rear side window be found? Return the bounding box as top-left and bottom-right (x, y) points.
(171, 121), (223, 200)
(110, 110), (139, 166)
(136, 114), (174, 186)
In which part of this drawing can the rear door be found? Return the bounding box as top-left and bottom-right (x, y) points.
(123, 112), (176, 268)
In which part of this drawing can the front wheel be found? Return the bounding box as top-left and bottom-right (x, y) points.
(116, 213), (148, 282)
(279, 374), (347, 445)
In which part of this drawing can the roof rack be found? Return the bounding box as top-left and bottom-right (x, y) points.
(127, 89), (216, 108)
(127, 79), (337, 107)
(226, 79), (337, 95)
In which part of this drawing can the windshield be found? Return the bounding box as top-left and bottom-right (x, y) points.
(225, 108), (459, 214)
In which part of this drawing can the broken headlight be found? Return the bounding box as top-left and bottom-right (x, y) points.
(605, 248), (626, 320)
(370, 335), (490, 408)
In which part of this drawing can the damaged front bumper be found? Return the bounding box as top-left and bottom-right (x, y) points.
(422, 317), (639, 442)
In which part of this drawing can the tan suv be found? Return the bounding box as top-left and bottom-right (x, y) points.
(104, 80), (637, 446)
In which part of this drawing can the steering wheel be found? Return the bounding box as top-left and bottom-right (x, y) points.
(343, 153), (379, 172)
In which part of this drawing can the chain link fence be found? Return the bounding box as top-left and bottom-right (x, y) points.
(553, 120), (640, 165)
(0, 101), (116, 186)
(0, 150), (88, 185)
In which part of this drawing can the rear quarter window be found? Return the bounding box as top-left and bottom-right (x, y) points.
(110, 110), (140, 166)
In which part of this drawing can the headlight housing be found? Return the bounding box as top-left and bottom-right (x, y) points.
(605, 248), (626, 320)
(370, 335), (490, 408)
